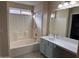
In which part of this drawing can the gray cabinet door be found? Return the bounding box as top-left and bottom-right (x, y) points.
(44, 40), (49, 57)
(40, 39), (50, 56)
(40, 39), (45, 54)
(52, 44), (64, 58)
(45, 41), (54, 58)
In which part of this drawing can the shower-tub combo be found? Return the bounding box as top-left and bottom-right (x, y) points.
(8, 7), (39, 57)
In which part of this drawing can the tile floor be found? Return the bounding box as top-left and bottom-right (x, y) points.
(14, 51), (46, 58)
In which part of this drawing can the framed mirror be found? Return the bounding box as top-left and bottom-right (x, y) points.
(48, 2), (79, 38)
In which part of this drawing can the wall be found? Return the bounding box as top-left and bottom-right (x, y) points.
(0, 2), (9, 57)
(49, 1), (62, 12)
(42, 2), (49, 36)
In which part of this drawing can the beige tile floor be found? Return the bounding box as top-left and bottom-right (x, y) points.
(14, 51), (46, 58)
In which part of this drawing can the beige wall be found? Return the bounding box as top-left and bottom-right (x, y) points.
(0, 2), (9, 57)
(49, 1), (62, 12)
(7, 2), (33, 10)
(42, 2), (49, 36)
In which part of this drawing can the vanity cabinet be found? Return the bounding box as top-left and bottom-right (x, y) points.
(40, 39), (46, 55)
(40, 38), (53, 57)
(45, 40), (53, 57)
(40, 38), (63, 58)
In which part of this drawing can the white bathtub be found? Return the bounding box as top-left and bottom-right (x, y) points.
(9, 39), (39, 57)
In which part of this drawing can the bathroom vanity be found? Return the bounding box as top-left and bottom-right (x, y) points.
(40, 35), (78, 58)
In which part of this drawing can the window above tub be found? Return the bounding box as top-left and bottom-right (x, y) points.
(9, 8), (32, 15)
(20, 9), (32, 15)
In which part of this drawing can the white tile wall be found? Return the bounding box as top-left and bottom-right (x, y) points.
(8, 14), (32, 42)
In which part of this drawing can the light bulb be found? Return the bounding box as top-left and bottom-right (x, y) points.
(33, 14), (35, 19)
(51, 14), (55, 18)
(58, 4), (63, 8)
(70, 1), (77, 5)
(63, 2), (69, 7)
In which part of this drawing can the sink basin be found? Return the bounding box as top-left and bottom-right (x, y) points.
(47, 34), (62, 40)
(47, 35), (57, 40)
(48, 37), (56, 40)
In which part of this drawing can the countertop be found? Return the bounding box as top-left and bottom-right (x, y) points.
(40, 36), (78, 54)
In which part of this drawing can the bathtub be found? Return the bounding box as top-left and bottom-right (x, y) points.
(9, 39), (39, 57)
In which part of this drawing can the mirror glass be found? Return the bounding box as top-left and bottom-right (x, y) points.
(49, 6), (79, 38)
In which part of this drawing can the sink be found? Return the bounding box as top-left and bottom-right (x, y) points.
(48, 37), (54, 40)
(48, 34), (62, 40)
(48, 37), (56, 40)
(47, 34), (57, 40)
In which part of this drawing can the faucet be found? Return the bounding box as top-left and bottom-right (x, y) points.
(53, 34), (56, 38)
(49, 33), (56, 38)
(49, 33), (57, 38)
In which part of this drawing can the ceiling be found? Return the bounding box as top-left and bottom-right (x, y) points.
(13, 1), (43, 6)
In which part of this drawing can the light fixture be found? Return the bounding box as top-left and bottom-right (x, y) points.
(58, 4), (63, 9)
(58, 1), (77, 9)
(33, 14), (36, 19)
(51, 13), (55, 18)
(70, 1), (77, 5)
(63, 2), (69, 7)
(21, 11), (32, 15)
